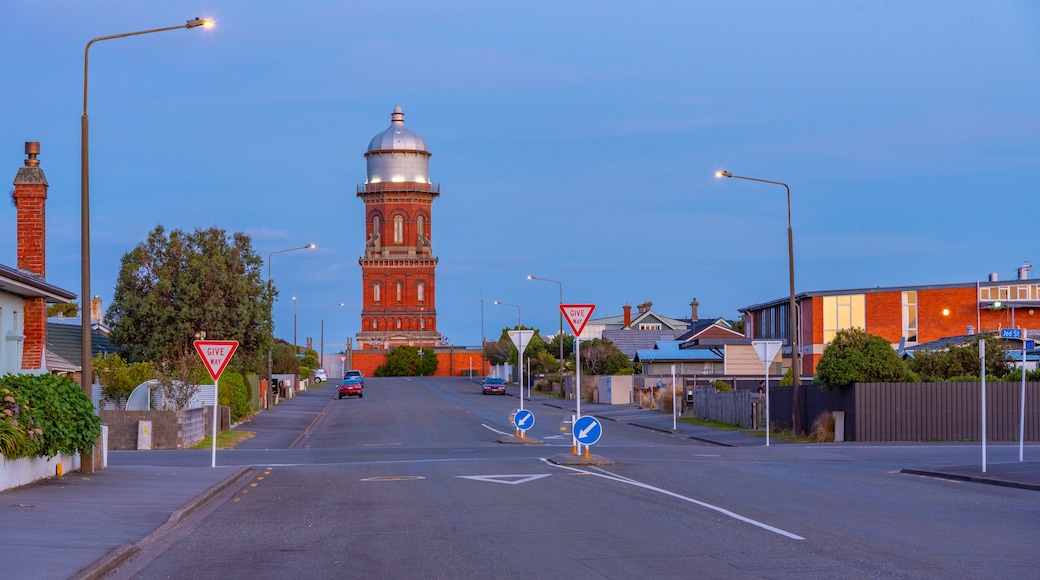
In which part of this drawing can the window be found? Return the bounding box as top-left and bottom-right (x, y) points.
(417, 282), (425, 303)
(823, 294), (865, 344)
(393, 215), (404, 244)
(396, 319), (401, 330)
(372, 216), (380, 238)
(396, 282), (403, 302)
(902, 291), (918, 343)
(638, 323), (662, 330)
(373, 283), (381, 303)
(417, 216), (425, 238)
(372, 320), (378, 330)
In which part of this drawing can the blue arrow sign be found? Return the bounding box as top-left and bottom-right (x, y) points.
(573, 415), (602, 445)
(513, 409), (534, 431)
(1001, 328), (1023, 339)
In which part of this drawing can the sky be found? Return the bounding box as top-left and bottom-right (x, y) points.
(2, 1), (1039, 351)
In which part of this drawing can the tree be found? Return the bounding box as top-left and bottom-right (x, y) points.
(580, 338), (631, 375)
(906, 336), (1011, 381)
(815, 328), (908, 390)
(729, 317), (745, 335)
(106, 226), (272, 376)
(47, 302), (79, 318)
(546, 333), (575, 361)
(93, 353), (154, 409)
(376, 346), (438, 376)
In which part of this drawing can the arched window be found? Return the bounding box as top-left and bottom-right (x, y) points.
(393, 215), (404, 244)
(372, 216), (380, 238)
(372, 319), (378, 330)
(417, 282), (425, 303)
(417, 216), (425, 238)
(396, 282), (403, 302)
(396, 319), (402, 330)
(373, 282), (381, 303)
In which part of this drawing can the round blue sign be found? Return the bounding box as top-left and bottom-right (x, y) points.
(573, 415), (602, 445)
(513, 409), (535, 431)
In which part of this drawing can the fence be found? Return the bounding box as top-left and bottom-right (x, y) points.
(686, 388), (754, 428)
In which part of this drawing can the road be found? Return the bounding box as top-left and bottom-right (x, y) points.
(108, 377), (1040, 578)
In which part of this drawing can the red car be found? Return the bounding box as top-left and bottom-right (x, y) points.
(338, 377), (364, 399)
(482, 376), (506, 395)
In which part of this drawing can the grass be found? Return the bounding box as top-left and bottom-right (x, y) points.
(678, 417), (817, 443)
(531, 390), (564, 400)
(192, 430), (255, 450)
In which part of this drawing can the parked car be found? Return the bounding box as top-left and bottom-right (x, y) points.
(344, 369), (364, 387)
(338, 376), (364, 399)
(482, 376), (506, 395)
(311, 368), (328, 383)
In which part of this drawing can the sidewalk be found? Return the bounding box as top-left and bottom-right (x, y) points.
(0, 388), (330, 580)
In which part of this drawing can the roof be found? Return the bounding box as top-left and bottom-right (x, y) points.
(366, 105), (429, 153)
(0, 263), (76, 302)
(602, 329), (684, 358)
(634, 343), (722, 363)
(675, 318), (741, 342)
(46, 321), (120, 369)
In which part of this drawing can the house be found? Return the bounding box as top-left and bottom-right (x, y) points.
(740, 265), (1040, 377)
(46, 318), (120, 377)
(1, 143), (76, 376)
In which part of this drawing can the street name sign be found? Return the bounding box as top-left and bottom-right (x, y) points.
(560, 304), (596, 336)
(573, 415), (602, 445)
(1001, 328), (1023, 340)
(193, 340), (239, 381)
(513, 409), (534, 431)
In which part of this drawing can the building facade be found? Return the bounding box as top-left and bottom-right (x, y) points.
(355, 106), (443, 349)
(741, 268), (1040, 377)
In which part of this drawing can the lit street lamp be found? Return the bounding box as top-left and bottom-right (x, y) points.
(527, 275), (565, 392)
(494, 301), (525, 412)
(81, 17), (212, 474)
(321, 303), (344, 371)
(715, 170), (801, 434)
(267, 244), (315, 405)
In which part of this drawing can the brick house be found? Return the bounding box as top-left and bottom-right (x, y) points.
(741, 267), (1040, 377)
(1, 142), (77, 376)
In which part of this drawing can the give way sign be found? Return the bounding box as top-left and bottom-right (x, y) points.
(193, 340), (239, 381)
(560, 304), (596, 336)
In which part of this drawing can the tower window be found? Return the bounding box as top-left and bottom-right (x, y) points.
(372, 216), (380, 238)
(417, 216), (425, 238)
(393, 215), (404, 244)
(417, 282), (425, 302)
(396, 282), (403, 303)
(373, 283), (381, 303)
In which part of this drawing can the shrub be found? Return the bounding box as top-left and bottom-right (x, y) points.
(811, 411), (835, 442)
(815, 328), (907, 390)
(0, 374), (101, 459)
(711, 380), (733, 392)
(218, 371), (251, 422)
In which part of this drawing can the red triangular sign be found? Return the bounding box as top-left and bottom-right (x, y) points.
(560, 304), (596, 336)
(193, 340), (239, 381)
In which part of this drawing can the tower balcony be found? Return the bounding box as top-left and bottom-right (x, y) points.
(357, 182), (440, 196)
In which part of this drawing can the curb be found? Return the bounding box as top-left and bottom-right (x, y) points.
(289, 398), (336, 449)
(72, 466), (253, 580)
(900, 468), (1040, 492)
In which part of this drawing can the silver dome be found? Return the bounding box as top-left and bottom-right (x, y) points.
(367, 105), (428, 153)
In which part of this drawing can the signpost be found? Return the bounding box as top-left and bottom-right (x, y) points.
(193, 340), (239, 468)
(573, 415), (602, 458)
(752, 340), (783, 447)
(513, 409), (534, 435)
(507, 329), (535, 410)
(561, 304), (595, 455)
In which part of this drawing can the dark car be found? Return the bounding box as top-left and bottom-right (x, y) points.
(338, 376), (364, 399)
(482, 376), (506, 395)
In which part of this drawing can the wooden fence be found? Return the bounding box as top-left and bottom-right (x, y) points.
(686, 388), (754, 428)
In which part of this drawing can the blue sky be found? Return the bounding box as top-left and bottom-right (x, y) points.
(2, 1), (1039, 350)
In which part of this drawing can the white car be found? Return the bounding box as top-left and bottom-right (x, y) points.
(311, 368), (328, 383)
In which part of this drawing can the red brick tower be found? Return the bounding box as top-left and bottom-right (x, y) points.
(356, 106), (442, 349)
(13, 142), (49, 370)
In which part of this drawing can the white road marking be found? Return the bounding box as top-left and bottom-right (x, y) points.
(456, 474), (551, 485)
(482, 423), (513, 437)
(540, 458), (804, 540)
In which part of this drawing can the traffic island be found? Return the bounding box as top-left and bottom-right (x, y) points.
(548, 453), (614, 466)
(497, 435), (543, 444)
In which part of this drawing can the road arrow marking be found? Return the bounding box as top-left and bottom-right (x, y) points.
(456, 474), (551, 485)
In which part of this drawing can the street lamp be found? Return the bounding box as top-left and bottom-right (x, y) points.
(527, 275), (564, 392)
(321, 303), (344, 372)
(267, 244), (315, 405)
(715, 170), (801, 434)
(494, 301), (525, 412)
(292, 296), (298, 352)
(81, 17), (213, 473)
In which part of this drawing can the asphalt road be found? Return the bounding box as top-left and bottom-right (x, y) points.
(107, 377), (1040, 579)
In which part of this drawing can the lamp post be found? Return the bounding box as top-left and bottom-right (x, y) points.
(527, 275), (564, 393)
(716, 170), (801, 434)
(266, 244), (315, 406)
(418, 307), (424, 376)
(292, 296), (298, 352)
(321, 303), (344, 372)
(81, 17), (212, 473)
(494, 301), (524, 411)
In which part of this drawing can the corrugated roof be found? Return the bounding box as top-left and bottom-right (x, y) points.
(46, 322), (120, 368)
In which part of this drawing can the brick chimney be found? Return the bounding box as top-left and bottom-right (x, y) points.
(13, 142), (49, 370)
(690, 298), (699, 322)
(623, 303), (632, 328)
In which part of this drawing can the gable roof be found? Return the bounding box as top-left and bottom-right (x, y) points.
(602, 329), (684, 358)
(46, 321), (120, 369)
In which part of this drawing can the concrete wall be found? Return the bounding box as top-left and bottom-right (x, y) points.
(100, 408), (209, 450)
(0, 452), (79, 492)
